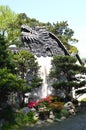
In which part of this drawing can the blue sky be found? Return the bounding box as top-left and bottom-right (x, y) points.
(0, 0), (86, 58)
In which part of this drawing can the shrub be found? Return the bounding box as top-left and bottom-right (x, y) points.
(49, 101), (64, 112)
(37, 97), (52, 112)
(15, 111), (36, 125)
(2, 111), (37, 129)
(61, 108), (69, 118)
(27, 111), (37, 124)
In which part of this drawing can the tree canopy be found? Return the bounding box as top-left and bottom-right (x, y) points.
(46, 21), (78, 53)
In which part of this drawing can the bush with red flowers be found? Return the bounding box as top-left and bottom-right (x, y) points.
(49, 101), (64, 112)
(27, 101), (37, 108)
(27, 95), (64, 111)
(46, 95), (58, 102)
(38, 97), (51, 108)
(27, 95), (64, 120)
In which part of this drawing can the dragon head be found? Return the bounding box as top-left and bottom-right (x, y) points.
(21, 24), (69, 57)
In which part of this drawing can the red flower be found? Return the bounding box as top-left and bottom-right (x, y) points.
(38, 97), (52, 104)
(27, 101), (37, 108)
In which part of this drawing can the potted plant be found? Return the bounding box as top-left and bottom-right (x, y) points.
(37, 97), (51, 120)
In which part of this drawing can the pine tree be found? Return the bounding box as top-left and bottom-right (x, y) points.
(0, 34), (25, 104)
(50, 55), (86, 100)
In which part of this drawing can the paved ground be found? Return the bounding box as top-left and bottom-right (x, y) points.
(22, 113), (86, 130)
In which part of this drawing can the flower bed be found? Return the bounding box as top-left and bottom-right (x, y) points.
(27, 95), (64, 120)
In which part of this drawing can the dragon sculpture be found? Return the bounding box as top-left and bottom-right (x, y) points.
(21, 24), (70, 57)
(21, 24), (84, 65)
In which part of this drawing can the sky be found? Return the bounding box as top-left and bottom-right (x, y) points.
(0, 0), (86, 58)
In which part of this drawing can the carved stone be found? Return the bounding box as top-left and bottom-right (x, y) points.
(21, 24), (69, 57)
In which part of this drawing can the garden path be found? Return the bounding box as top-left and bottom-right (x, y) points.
(22, 112), (86, 130)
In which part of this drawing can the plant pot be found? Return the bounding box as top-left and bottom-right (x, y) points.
(39, 111), (49, 120)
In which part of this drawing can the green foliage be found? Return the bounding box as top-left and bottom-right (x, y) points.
(0, 34), (16, 72)
(0, 34), (8, 68)
(0, 6), (17, 41)
(51, 55), (86, 80)
(52, 55), (77, 63)
(0, 68), (25, 103)
(2, 123), (20, 130)
(52, 81), (86, 91)
(13, 50), (42, 90)
(30, 77), (42, 89)
(0, 34), (26, 104)
(61, 108), (69, 118)
(13, 50), (39, 78)
(27, 111), (36, 124)
(15, 111), (36, 126)
(15, 112), (29, 125)
(1, 106), (21, 130)
(46, 21), (78, 53)
(50, 55), (86, 98)
(2, 111), (36, 130)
